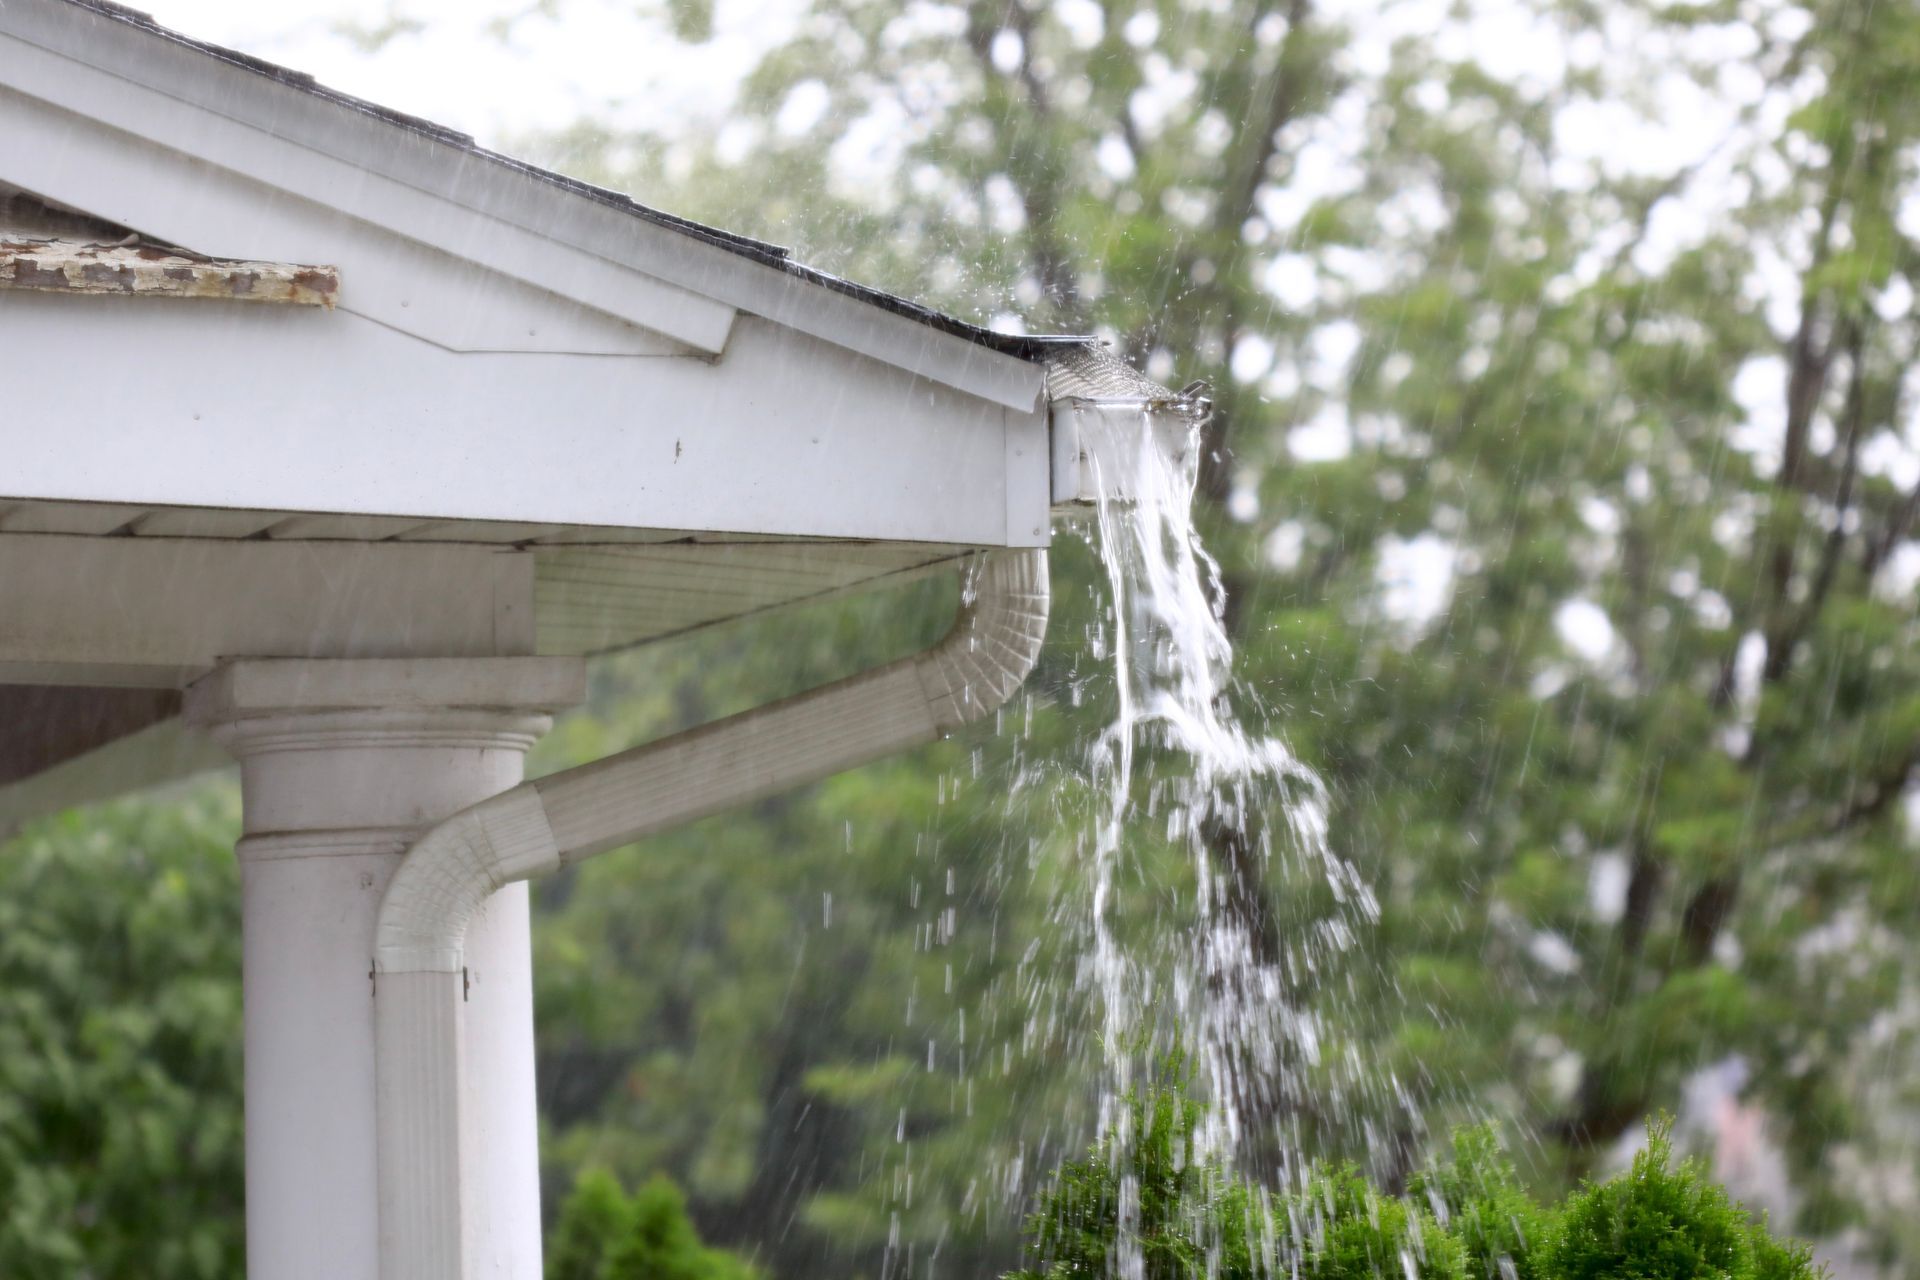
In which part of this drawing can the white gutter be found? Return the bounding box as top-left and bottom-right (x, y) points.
(371, 548), (1048, 1279)
(1048, 396), (1207, 509)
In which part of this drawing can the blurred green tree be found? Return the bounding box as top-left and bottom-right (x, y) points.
(547, 1167), (760, 1280)
(514, 0), (1920, 1271)
(0, 794), (243, 1279)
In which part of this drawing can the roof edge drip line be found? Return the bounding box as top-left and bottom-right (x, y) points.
(369, 548), (1048, 1279)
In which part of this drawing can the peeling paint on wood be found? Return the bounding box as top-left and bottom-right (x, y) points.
(0, 238), (339, 307)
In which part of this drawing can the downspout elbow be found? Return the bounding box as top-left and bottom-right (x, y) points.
(373, 785), (560, 976)
(370, 782), (563, 1279)
(914, 547), (1050, 733)
(524, 547), (1049, 864)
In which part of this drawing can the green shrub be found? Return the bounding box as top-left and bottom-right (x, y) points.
(548, 1167), (758, 1280)
(1007, 1062), (1459, 1280)
(1008, 1076), (1822, 1280)
(1549, 1117), (1823, 1280)
(1292, 1165), (1465, 1280)
(1410, 1127), (1555, 1280)
(1006, 1060), (1270, 1280)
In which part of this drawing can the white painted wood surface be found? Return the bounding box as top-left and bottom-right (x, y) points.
(0, 298), (1047, 548)
(0, 78), (736, 356)
(0, 2), (1050, 409)
(532, 542), (964, 652)
(0, 531), (978, 685)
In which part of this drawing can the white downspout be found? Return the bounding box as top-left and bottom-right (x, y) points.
(371, 548), (1048, 1279)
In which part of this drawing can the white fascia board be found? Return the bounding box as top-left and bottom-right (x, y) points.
(0, 298), (1050, 549)
(0, 1), (1048, 412)
(0, 86), (699, 356)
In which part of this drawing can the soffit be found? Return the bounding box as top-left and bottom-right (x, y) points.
(0, 504), (968, 828)
(0, 498), (970, 668)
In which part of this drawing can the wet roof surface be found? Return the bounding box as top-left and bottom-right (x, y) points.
(58, 0), (1089, 361)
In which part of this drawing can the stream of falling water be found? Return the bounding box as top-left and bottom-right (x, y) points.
(1079, 406), (1377, 1274)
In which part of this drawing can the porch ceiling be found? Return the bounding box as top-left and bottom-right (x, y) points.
(0, 497), (969, 667)
(0, 0), (1079, 825)
(0, 497), (971, 825)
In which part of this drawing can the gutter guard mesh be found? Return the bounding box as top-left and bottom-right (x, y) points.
(1043, 343), (1177, 401)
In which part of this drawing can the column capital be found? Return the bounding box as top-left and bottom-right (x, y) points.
(185, 657), (585, 848)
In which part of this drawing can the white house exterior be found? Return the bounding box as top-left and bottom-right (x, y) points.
(0, 3), (1201, 1276)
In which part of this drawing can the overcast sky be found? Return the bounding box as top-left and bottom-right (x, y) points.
(138, 0), (794, 142)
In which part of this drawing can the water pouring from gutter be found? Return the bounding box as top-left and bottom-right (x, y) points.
(1051, 350), (1377, 1269)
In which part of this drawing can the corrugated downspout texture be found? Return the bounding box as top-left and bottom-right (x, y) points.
(376, 970), (467, 1280)
(916, 550), (1050, 731)
(375, 786), (559, 975)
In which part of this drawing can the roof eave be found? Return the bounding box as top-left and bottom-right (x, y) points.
(3, 0), (1087, 412)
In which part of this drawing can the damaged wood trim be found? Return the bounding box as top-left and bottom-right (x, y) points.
(0, 237), (338, 306)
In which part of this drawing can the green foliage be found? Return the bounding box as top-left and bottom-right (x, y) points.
(1007, 1058), (1274, 1280)
(1012, 1086), (1816, 1280)
(1549, 1118), (1823, 1280)
(1411, 1128), (1556, 1280)
(549, 1169), (639, 1280)
(0, 792), (243, 1279)
(1297, 1168), (1465, 1280)
(1010, 1061), (1464, 1280)
(547, 1167), (759, 1280)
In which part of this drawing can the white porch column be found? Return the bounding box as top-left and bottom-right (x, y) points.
(186, 658), (584, 1280)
